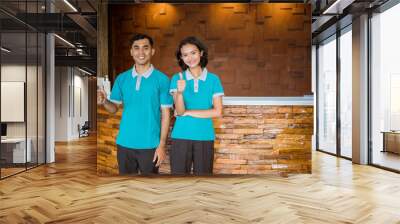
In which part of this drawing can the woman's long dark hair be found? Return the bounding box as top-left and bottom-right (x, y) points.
(176, 36), (208, 71)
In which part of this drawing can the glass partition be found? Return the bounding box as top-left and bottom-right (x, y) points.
(339, 28), (352, 158)
(317, 35), (337, 155)
(0, 1), (46, 179)
(371, 3), (400, 171)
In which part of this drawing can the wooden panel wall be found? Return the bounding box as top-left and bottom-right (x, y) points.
(110, 3), (311, 96)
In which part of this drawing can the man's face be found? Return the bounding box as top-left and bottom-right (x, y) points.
(130, 38), (155, 66)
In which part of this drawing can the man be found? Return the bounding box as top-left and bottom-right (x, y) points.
(98, 33), (172, 175)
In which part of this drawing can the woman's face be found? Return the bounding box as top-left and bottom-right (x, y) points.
(180, 43), (203, 69)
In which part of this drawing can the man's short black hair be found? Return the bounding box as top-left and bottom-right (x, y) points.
(176, 36), (208, 71)
(129, 33), (154, 47)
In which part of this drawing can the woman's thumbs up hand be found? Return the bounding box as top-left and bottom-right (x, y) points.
(177, 72), (186, 93)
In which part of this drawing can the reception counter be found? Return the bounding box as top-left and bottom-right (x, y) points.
(97, 96), (313, 175)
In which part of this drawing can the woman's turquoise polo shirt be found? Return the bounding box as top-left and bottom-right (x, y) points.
(169, 68), (224, 141)
(109, 65), (172, 149)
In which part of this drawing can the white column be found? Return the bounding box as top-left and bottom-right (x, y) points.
(45, 0), (56, 163)
(352, 14), (369, 164)
(46, 32), (55, 163)
(312, 45), (317, 151)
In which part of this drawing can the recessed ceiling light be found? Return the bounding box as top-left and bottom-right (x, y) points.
(63, 0), (78, 12)
(322, 0), (354, 15)
(54, 34), (75, 48)
(1, 47), (11, 53)
(77, 67), (93, 76)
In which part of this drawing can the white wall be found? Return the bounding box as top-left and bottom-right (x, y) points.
(55, 67), (89, 141)
(1, 65), (26, 138)
(55, 66), (69, 141)
(72, 73), (89, 138)
(1, 65), (41, 137)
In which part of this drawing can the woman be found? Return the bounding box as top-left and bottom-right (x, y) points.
(169, 36), (224, 175)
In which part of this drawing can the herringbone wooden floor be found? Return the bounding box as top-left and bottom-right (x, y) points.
(1, 136), (400, 224)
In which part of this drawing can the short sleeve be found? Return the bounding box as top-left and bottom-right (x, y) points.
(212, 76), (224, 98)
(169, 73), (179, 94)
(109, 75), (123, 104)
(160, 76), (173, 108)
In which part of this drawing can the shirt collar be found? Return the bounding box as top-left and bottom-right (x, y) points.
(185, 68), (208, 81)
(132, 64), (154, 79)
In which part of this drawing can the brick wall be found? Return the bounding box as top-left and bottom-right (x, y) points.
(214, 105), (312, 174)
(97, 105), (313, 175)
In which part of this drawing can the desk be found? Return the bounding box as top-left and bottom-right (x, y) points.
(98, 96), (314, 175)
(382, 131), (400, 154)
(1, 138), (32, 163)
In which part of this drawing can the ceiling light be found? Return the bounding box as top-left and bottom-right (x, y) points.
(1, 47), (11, 53)
(322, 0), (354, 15)
(77, 67), (93, 76)
(54, 34), (75, 48)
(63, 0), (78, 12)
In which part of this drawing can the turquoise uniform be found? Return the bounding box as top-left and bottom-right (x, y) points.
(109, 65), (172, 149)
(169, 68), (224, 141)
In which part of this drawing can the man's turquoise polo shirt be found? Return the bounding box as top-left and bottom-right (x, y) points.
(169, 68), (224, 141)
(109, 65), (173, 149)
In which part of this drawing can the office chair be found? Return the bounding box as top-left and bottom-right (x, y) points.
(78, 121), (90, 138)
